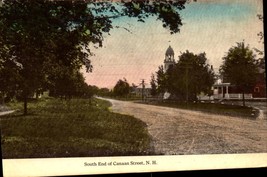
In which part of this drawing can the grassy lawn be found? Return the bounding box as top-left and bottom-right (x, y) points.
(143, 101), (259, 119)
(103, 96), (143, 101)
(0, 97), (153, 159)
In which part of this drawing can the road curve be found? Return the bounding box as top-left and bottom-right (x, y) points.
(101, 98), (267, 155)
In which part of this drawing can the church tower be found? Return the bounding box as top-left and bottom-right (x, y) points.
(164, 45), (175, 72)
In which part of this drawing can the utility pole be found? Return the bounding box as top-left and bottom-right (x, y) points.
(140, 79), (145, 102)
(181, 61), (192, 104)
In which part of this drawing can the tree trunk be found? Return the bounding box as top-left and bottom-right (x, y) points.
(242, 91), (245, 107)
(24, 95), (28, 115)
(0, 92), (4, 105)
(35, 90), (39, 99)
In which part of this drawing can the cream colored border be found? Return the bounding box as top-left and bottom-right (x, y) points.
(1, 1), (266, 177)
(3, 153), (267, 176)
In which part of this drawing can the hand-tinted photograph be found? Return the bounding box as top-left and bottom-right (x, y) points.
(0, 0), (266, 176)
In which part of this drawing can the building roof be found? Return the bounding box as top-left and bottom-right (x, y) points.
(136, 83), (151, 89)
(213, 83), (231, 87)
(165, 45), (174, 56)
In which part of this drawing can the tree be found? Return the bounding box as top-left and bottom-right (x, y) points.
(113, 78), (130, 97)
(254, 13), (264, 71)
(0, 59), (21, 103)
(98, 87), (111, 97)
(175, 51), (215, 101)
(84, 85), (99, 99)
(0, 0), (188, 115)
(129, 83), (138, 98)
(220, 42), (258, 106)
(257, 14), (264, 44)
(156, 51), (215, 102)
(150, 73), (157, 96)
(156, 65), (167, 93)
(0, 1), (93, 114)
(46, 64), (84, 99)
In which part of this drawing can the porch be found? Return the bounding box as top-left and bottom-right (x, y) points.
(212, 83), (253, 100)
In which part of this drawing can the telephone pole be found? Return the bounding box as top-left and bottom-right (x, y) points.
(140, 79), (145, 102)
(180, 61), (192, 104)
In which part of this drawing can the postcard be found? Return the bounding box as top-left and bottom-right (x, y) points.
(0, 0), (266, 176)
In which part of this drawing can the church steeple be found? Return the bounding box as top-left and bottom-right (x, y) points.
(165, 45), (174, 61)
(164, 45), (175, 71)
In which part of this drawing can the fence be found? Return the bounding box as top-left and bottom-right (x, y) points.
(213, 93), (253, 100)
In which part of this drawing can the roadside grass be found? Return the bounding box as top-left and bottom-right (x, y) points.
(0, 97), (153, 158)
(142, 101), (259, 119)
(102, 95), (143, 102)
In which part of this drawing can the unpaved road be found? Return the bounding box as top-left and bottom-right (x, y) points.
(101, 98), (267, 155)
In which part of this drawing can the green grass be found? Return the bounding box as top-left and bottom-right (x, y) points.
(0, 97), (153, 158)
(104, 96), (143, 101)
(144, 101), (259, 119)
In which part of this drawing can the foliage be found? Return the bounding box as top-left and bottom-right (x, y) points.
(1, 98), (153, 158)
(220, 42), (258, 106)
(0, 0), (188, 114)
(257, 14), (264, 44)
(97, 87), (112, 97)
(156, 51), (215, 101)
(0, 59), (21, 103)
(47, 67), (94, 99)
(113, 78), (130, 97)
(150, 73), (157, 96)
(156, 65), (167, 93)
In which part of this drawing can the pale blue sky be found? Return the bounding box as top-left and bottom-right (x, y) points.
(83, 0), (264, 88)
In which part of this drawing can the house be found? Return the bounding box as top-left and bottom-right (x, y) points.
(212, 63), (266, 100)
(252, 59), (266, 98)
(133, 83), (151, 98)
(212, 82), (253, 100)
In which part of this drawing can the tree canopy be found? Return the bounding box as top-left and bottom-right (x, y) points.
(220, 42), (258, 106)
(0, 0), (189, 114)
(155, 51), (215, 101)
(150, 73), (157, 96)
(113, 78), (130, 97)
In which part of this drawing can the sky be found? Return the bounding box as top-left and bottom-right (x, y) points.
(83, 0), (264, 89)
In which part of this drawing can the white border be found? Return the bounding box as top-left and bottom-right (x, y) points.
(3, 153), (267, 176)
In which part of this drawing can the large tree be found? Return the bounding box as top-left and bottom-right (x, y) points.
(156, 65), (167, 93)
(156, 51), (215, 102)
(150, 73), (157, 96)
(0, 0), (189, 115)
(175, 51), (214, 101)
(113, 78), (130, 97)
(0, 58), (21, 103)
(220, 42), (258, 106)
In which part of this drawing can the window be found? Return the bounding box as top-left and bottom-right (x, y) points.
(254, 87), (260, 93)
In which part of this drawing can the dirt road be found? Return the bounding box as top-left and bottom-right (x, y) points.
(102, 98), (267, 155)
